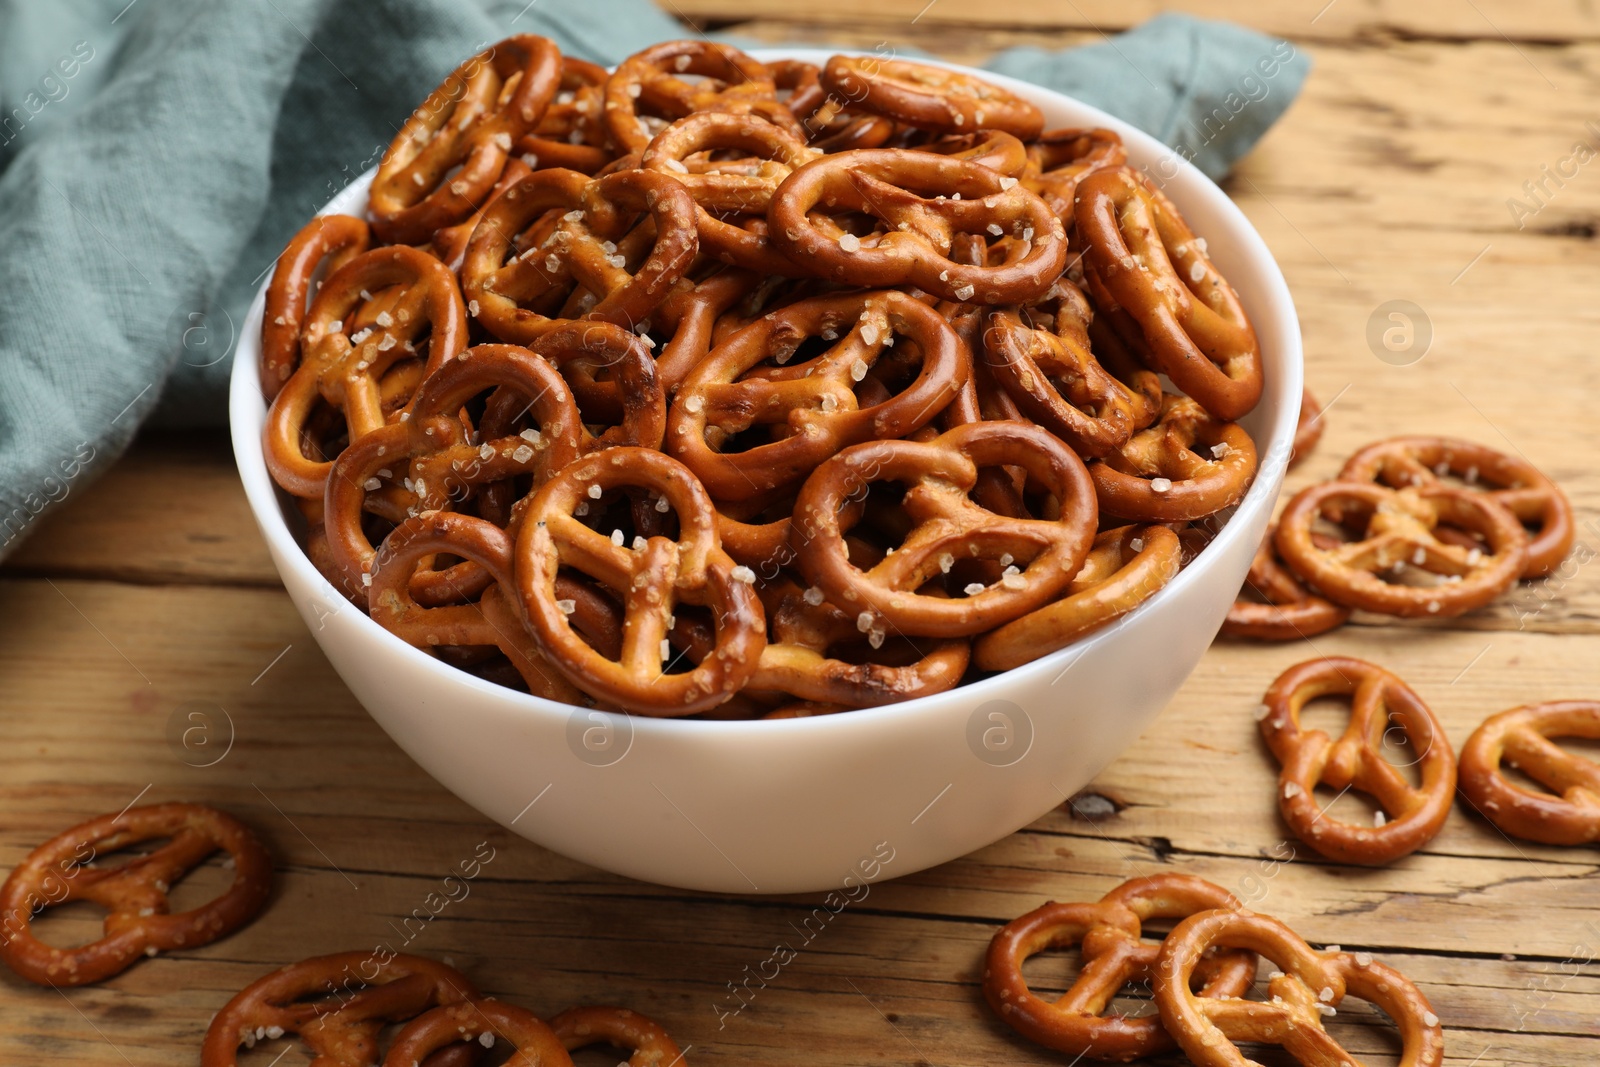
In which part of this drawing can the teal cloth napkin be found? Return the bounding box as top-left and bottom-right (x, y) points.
(0, 1), (1307, 557)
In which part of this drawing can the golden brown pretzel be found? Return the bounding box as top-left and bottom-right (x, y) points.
(515, 448), (767, 714)
(650, 267), (762, 392)
(368, 512), (594, 704)
(604, 40), (795, 153)
(549, 1005), (684, 1067)
(1260, 657), (1457, 864)
(820, 54), (1044, 138)
(984, 875), (1256, 1062)
(1076, 168), (1262, 421)
(522, 320), (668, 453)
(370, 35), (563, 244)
(982, 284), (1161, 457)
(265, 246), (468, 499)
(1459, 701), (1600, 845)
(668, 289), (968, 500)
(321, 343), (585, 598)
(1274, 481), (1528, 618)
(462, 166), (699, 344)
(1090, 394), (1257, 522)
(261, 214), (370, 399)
(915, 129), (1031, 176)
(749, 577), (970, 706)
(974, 524), (1180, 671)
(791, 421), (1098, 638)
(1155, 908), (1445, 1067)
(768, 148), (1067, 305)
(202, 952), (479, 1067)
(518, 56), (614, 175)
(384, 999), (574, 1067)
(0, 803), (270, 987)
(1338, 435), (1572, 579)
(1221, 525), (1350, 640)
(642, 110), (820, 273)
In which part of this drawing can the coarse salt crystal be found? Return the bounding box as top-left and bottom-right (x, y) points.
(520, 428), (542, 446)
(986, 223), (1004, 236)
(1189, 260), (1206, 284)
(1150, 477), (1173, 493)
(655, 495), (671, 512)
(557, 599), (577, 614)
(1374, 810), (1387, 827)
(1423, 1011), (1439, 1027)
(857, 612), (875, 632)
(521, 152), (540, 168)
(953, 284), (975, 300)
(964, 582), (986, 596)
(804, 586), (825, 606)
(479, 1032), (496, 1049)
(1355, 951), (1373, 966)
(1210, 442), (1231, 458)
(1130, 538), (1145, 552)
(587, 484), (603, 499)
(731, 565), (757, 584)
(838, 232), (861, 253)
(938, 553), (954, 574)
(468, 299), (480, 317)
(851, 359), (869, 381)
(363, 477), (382, 491)
(512, 445), (535, 463)
(1283, 782), (1304, 799)
(999, 176), (1018, 189)
(611, 529), (625, 546)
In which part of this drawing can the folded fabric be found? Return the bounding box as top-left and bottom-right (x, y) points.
(0, 0), (1308, 558)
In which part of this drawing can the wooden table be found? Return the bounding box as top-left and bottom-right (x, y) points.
(5, 3), (1599, 1063)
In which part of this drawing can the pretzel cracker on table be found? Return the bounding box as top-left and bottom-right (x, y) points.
(258, 34), (1278, 718)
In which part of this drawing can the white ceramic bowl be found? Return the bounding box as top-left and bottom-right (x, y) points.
(230, 49), (1302, 894)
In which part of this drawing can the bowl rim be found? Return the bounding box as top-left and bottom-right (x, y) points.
(229, 46), (1304, 739)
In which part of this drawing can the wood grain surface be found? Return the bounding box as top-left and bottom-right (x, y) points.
(3, 2), (1599, 1064)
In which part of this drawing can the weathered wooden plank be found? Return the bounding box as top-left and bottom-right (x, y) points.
(2, 431), (277, 587)
(673, 0), (1600, 43)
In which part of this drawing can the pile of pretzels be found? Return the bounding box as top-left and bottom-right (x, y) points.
(260, 35), (1270, 717)
(1223, 434), (1574, 639)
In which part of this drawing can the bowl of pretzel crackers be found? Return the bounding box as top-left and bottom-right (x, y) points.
(230, 38), (1302, 892)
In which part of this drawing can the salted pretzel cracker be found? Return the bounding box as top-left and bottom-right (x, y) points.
(982, 284), (1161, 457)
(642, 111), (821, 273)
(1155, 908), (1445, 1067)
(1076, 167), (1262, 421)
(0, 803), (270, 987)
(518, 56), (614, 174)
(370, 35), (562, 244)
(265, 245), (467, 499)
(820, 55), (1044, 139)
(516, 448), (766, 714)
(260, 214), (370, 399)
(974, 524), (1180, 671)
(368, 512), (597, 705)
(792, 421), (1098, 638)
(1338, 435), (1573, 578)
(669, 289), (968, 500)
(321, 343), (584, 598)
(984, 875), (1256, 1062)
(384, 999), (572, 1067)
(1459, 701), (1600, 845)
(549, 1005), (683, 1067)
(1259, 657), (1457, 865)
(462, 166), (698, 344)
(1274, 481), (1527, 618)
(749, 577), (970, 706)
(650, 268), (761, 392)
(768, 148), (1067, 305)
(604, 40), (798, 153)
(1221, 525), (1350, 640)
(1025, 126), (1126, 211)
(1090, 394), (1257, 522)
(202, 952), (479, 1067)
